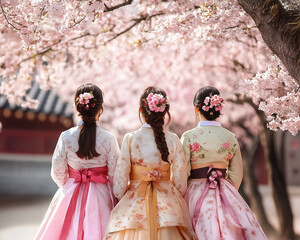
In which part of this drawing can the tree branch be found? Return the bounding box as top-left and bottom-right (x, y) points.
(18, 12), (164, 64)
(227, 94), (268, 125)
(104, 0), (133, 12)
(0, 0), (20, 30)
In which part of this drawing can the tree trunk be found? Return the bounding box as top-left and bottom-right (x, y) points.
(237, 0), (300, 83)
(261, 128), (296, 239)
(238, 178), (251, 206)
(242, 137), (276, 236)
(228, 97), (297, 239)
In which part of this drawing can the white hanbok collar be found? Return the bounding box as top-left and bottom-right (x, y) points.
(198, 121), (221, 127)
(77, 120), (100, 127)
(141, 123), (151, 128)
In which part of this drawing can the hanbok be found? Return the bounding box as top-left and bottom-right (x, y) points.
(182, 121), (268, 240)
(34, 122), (119, 240)
(105, 123), (196, 240)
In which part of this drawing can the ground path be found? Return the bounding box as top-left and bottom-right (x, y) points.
(0, 186), (300, 240)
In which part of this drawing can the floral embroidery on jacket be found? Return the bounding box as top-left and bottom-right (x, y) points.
(217, 141), (236, 162)
(189, 142), (207, 159)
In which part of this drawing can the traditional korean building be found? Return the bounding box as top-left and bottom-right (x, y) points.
(0, 82), (73, 154)
(0, 82), (74, 195)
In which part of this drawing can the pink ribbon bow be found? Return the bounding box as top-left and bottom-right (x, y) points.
(59, 165), (108, 240)
(192, 165), (247, 240)
(207, 168), (223, 189)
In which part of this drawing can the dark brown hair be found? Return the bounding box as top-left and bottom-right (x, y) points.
(193, 86), (221, 120)
(74, 83), (104, 159)
(139, 86), (171, 163)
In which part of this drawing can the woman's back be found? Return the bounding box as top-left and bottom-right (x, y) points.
(125, 126), (181, 166)
(51, 122), (119, 187)
(113, 124), (187, 199)
(35, 83), (119, 240)
(181, 122), (243, 189)
(183, 86), (268, 240)
(105, 87), (196, 240)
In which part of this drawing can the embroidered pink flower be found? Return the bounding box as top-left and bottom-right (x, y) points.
(147, 169), (162, 180)
(146, 93), (168, 112)
(189, 142), (200, 152)
(222, 142), (229, 149)
(227, 153), (233, 161)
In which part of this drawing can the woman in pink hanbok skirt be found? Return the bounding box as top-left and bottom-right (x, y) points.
(181, 86), (268, 240)
(34, 83), (119, 240)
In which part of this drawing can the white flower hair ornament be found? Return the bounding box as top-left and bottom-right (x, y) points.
(75, 91), (95, 110)
(199, 94), (225, 114)
(146, 93), (169, 113)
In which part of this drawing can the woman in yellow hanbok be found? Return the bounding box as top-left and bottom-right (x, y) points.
(105, 86), (196, 240)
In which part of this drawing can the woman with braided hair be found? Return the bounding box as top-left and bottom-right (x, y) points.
(105, 87), (196, 240)
(34, 83), (119, 240)
(182, 86), (268, 240)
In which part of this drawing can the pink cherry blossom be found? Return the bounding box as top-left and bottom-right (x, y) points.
(0, 0), (298, 137)
(83, 92), (93, 99)
(146, 93), (167, 112)
(202, 106), (210, 111)
(204, 97), (210, 105)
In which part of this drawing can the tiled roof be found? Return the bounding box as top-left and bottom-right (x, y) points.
(0, 81), (73, 119)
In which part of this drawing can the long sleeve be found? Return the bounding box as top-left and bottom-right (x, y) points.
(113, 133), (131, 200)
(171, 136), (188, 195)
(107, 135), (120, 184)
(227, 138), (243, 189)
(51, 132), (68, 187)
(180, 132), (191, 177)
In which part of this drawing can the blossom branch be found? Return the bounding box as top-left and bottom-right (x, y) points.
(0, 0), (20, 30)
(105, 12), (164, 44)
(104, 0), (133, 12)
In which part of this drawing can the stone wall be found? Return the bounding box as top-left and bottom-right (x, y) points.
(0, 155), (58, 196)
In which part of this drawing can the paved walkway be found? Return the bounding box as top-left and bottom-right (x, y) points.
(0, 186), (300, 240)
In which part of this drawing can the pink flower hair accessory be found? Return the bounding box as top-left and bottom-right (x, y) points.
(201, 94), (225, 112)
(75, 91), (95, 110)
(146, 93), (168, 113)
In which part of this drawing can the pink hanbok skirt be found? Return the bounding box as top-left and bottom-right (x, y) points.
(34, 173), (116, 240)
(185, 178), (268, 240)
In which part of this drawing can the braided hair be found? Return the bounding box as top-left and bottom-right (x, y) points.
(193, 86), (222, 120)
(74, 83), (104, 159)
(139, 86), (171, 163)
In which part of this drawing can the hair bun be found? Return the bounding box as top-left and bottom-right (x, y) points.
(193, 86), (222, 121)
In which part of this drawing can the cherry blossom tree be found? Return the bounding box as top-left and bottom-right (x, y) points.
(0, 1), (299, 238)
(0, 0), (299, 135)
